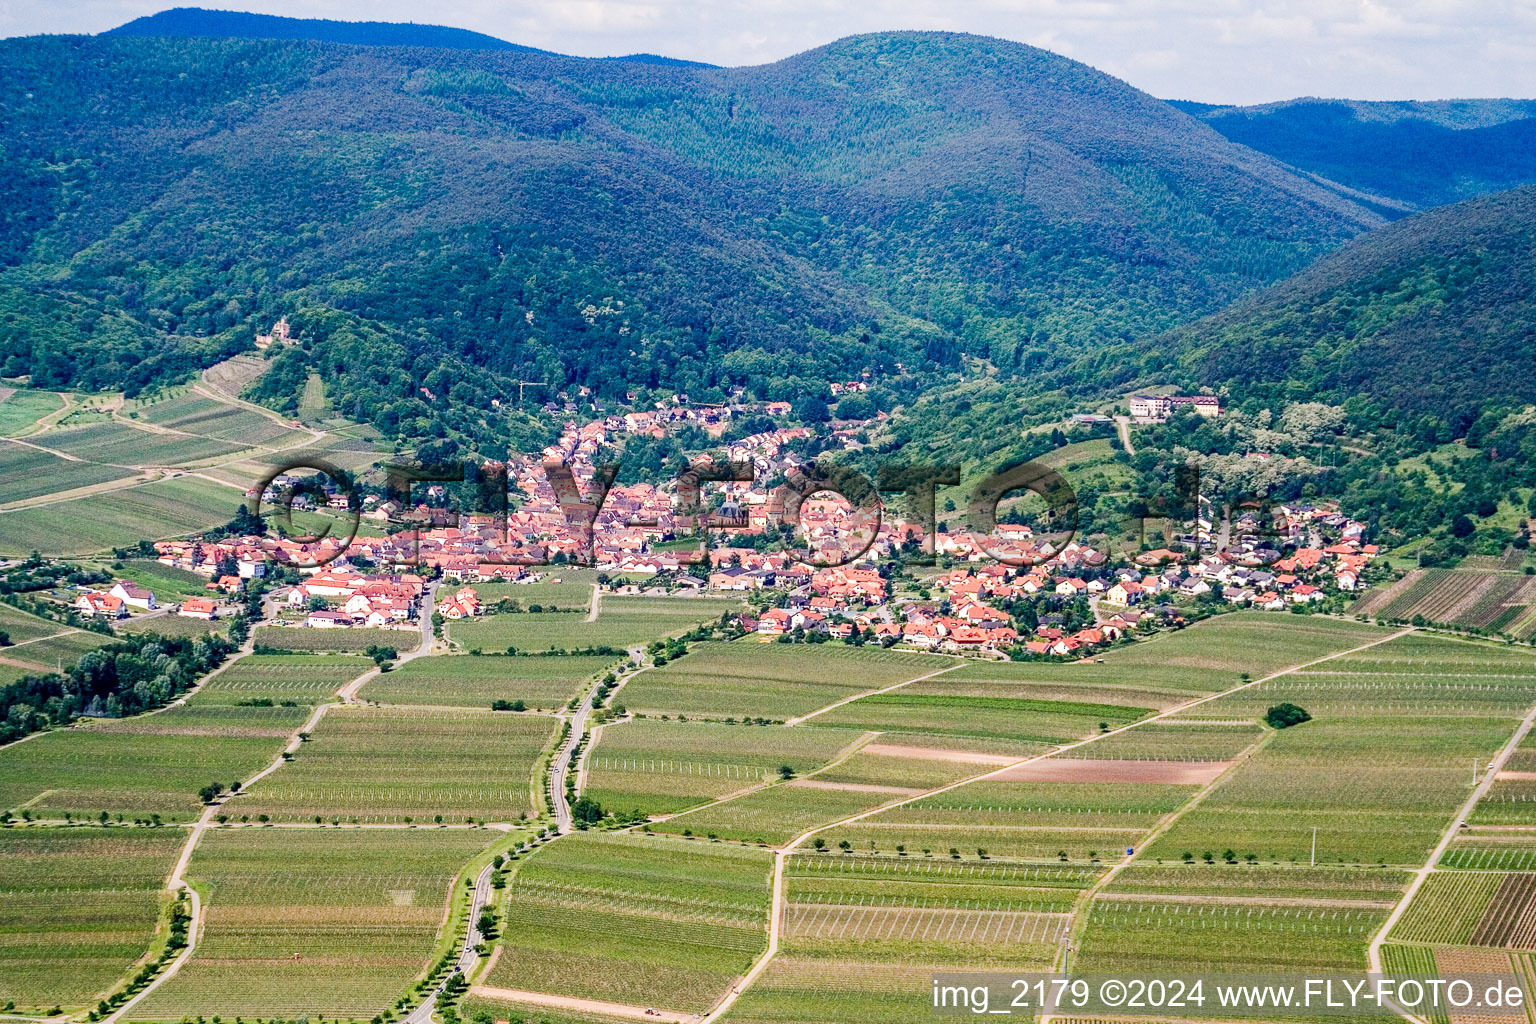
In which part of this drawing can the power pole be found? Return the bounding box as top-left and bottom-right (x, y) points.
(1311, 826), (1318, 868)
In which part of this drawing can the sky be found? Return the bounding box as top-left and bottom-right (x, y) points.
(5, 0), (1534, 104)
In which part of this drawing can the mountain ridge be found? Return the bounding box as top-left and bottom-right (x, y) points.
(0, 29), (1382, 453)
(1174, 97), (1536, 210)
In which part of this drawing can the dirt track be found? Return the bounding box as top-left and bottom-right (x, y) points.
(466, 985), (695, 1022)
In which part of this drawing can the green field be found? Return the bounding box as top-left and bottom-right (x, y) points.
(473, 569), (600, 610)
(651, 780), (906, 846)
(805, 690), (1153, 751)
(620, 642), (953, 720)
(823, 769), (1204, 863)
(0, 389), (65, 436)
(134, 391), (306, 447)
(1390, 871), (1504, 944)
(0, 601), (74, 643)
(191, 654), (372, 704)
(1076, 896), (1390, 973)
(130, 828), (496, 1019)
(236, 706), (557, 822)
(0, 826), (183, 1011)
(41, 421), (250, 465)
(584, 720), (867, 816)
(0, 440), (137, 504)
(727, 855), (1090, 1024)
(254, 625), (421, 652)
(0, 476), (245, 555)
(487, 832), (771, 1013)
(0, 704), (308, 821)
(6, 628), (115, 671)
(116, 613), (228, 639)
(360, 652), (618, 710)
(110, 559), (220, 602)
(451, 595), (739, 653)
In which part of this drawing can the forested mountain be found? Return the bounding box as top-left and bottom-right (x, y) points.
(1175, 98), (1536, 211)
(1075, 185), (1536, 436)
(0, 29), (1382, 451)
(105, 7), (539, 52)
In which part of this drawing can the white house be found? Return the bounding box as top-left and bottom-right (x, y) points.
(109, 582), (157, 611)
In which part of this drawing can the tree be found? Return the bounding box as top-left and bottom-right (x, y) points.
(1265, 703), (1311, 729)
(777, 764), (794, 780)
(571, 796), (604, 824)
(1451, 514), (1476, 538)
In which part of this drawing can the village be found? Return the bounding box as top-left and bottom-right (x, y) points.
(56, 389), (1382, 661)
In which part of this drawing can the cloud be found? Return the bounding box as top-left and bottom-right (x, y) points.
(1, 0), (1532, 103)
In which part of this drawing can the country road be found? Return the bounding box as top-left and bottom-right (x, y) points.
(403, 861), (497, 1024)
(550, 644), (645, 833)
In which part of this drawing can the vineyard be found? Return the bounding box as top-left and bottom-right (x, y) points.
(0, 441), (136, 505)
(1079, 899), (1389, 972)
(1390, 871), (1505, 944)
(805, 689), (1154, 750)
(584, 719), (865, 815)
(236, 706), (557, 822)
(360, 652), (619, 709)
(1354, 568), (1536, 636)
(0, 703), (309, 821)
(620, 642), (951, 719)
(192, 654), (372, 704)
(0, 476), (244, 556)
(253, 625), (422, 653)
(134, 391), (307, 447)
(487, 832), (771, 1013)
(451, 595), (739, 653)
(0, 827), (184, 1011)
(131, 828), (498, 1019)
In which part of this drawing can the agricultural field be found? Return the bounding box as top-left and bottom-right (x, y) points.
(1142, 711), (1514, 866)
(473, 568), (600, 610)
(132, 391), (307, 447)
(108, 559), (221, 602)
(650, 777), (914, 846)
(825, 768), (1211, 863)
(0, 476), (244, 556)
(191, 654), (373, 704)
(1124, 633), (1536, 867)
(583, 720), (868, 816)
(804, 689), (1154, 752)
(130, 828), (497, 1020)
(931, 658), (1189, 711)
(1390, 871), (1507, 945)
(360, 652), (618, 710)
(1075, 896), (1391, 973)
(1214, 632), (1536, 719)
(116, 613), (228, 639)
(619, 642), (952, 720)
(0, 703), (309, 821)
(0, 601), (75, 643)
(1442, 843), (1536, 871)
(0, 388), (65, 436)
(0, 440), (138, 505)
(254, 625), (420, 652)
(486, 832), (771, 1014)
(726, 856), (1092, 1024)
(39, 421), (249, 465)
(1106, 863), (1412, 902)
(7, 628), (115, 670)
(0, 826), (184, 1011)
(235, 706), (557, 822)
(451, 595), (739, 653)
(1354, 567), (1536, 636)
